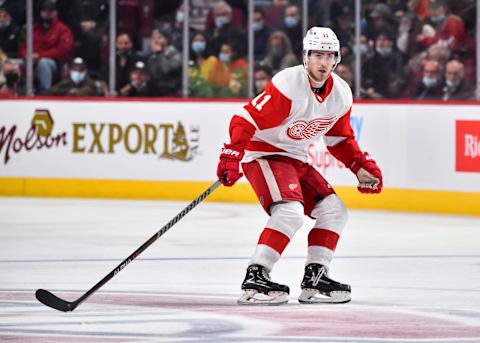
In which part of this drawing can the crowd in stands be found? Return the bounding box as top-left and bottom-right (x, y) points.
(0, 0), (477, 100)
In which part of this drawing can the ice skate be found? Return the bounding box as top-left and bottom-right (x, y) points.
(237, 264), (289, 305)
(298, 263), (351, 304)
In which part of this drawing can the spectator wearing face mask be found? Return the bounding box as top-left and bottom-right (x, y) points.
(188, 31), (218, 97)
(253, 7), (272, 62)
(209, 41), (248, 97)
(362, 31), (407, 99)
(0, 7), (21, 58)
(50, 57), (97, 96)
(0, 59), (24, 96)
(416, 0), (465, 53)
(119, 61), (155, 97)
(207, 1), (246, 58)
(281, 4), (303, 58)
(441, 59), (474, 101)
(253, 64), (272, 95)
(411, 60), (443, 100)
(261, 31), (298, 76)
(19, 0), (74, 94)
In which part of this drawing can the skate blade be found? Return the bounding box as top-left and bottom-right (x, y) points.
(298, 288), (351, 304)
(237, 289), (289, 306)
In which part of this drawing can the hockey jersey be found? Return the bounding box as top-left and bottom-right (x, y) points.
(229, 65), (362, 168)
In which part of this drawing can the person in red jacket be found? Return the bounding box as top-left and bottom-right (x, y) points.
(416, 0), (465, 53)
(19, 0), (73, 93)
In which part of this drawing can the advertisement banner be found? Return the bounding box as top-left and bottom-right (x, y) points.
(456, 120), (480, 172)
(1, 100), (480, 192)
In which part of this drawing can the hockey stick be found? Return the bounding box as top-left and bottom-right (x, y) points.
(35, 179), (223, 312)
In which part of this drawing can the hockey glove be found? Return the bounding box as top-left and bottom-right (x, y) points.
(350, 152), (383, 194)
(217, 144), (245, 187)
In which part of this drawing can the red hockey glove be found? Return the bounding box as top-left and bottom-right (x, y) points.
(217, 144), (245, 186)
(350, 152), (383, 194)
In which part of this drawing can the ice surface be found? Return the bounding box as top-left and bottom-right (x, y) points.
(1, 197), (479, 342)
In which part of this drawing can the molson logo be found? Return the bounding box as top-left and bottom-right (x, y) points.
(0, 109), (67, 165)
(0, 109), (200, 165)
(456, 120), (480, 172)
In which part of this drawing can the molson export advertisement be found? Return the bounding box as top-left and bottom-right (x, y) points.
(0, 100), (231, 181)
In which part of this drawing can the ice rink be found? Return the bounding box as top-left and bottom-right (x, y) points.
(1, 196), (480, 342)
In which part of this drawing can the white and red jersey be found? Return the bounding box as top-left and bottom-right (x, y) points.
(229, 65), (362, 168)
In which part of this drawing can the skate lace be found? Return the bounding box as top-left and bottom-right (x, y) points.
(308, 265), (326, 286)
(261, 268), (271, 281)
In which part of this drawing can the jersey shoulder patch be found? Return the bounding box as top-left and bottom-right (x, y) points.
(271, 65), (306, 101)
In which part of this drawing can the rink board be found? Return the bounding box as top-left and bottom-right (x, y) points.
(1, 98), (480, 215)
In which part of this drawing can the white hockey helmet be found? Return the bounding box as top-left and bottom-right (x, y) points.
(303, 27), (341, 66)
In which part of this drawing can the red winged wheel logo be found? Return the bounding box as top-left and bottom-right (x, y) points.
(286, 117), (336, 140)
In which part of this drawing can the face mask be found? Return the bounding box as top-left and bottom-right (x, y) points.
(271, 46), (283, 57)
(255, 80), (267, 91)
(214, 15), (229, 28)
(446, 79), (460, 88)
(219, 53), (230, 64)
(70, 71), (85, 84)
(376, 47), (392, 56)
(284, 16), (298, 28)
(5, 73), (19, 86)
(40, 17), (53, 26)
(353, 44), (368, 55)
(192, 41), (206, 53)
(430, 14), (445, 23)
(422, 76), (438, 87)
(176, 11), (184, 23)
(252, 22), (263, 32)
(0, 20), (10, 28)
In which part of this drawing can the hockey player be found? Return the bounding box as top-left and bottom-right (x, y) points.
(217, 27), (383, 305)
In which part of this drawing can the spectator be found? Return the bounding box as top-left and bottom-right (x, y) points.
(209, 41), (248, 97)
(75, 16), (103, 79)
(264, 0), (288, 29)
(0, 7), (21, 58)
(362, 31), (407, 99)
(0, 58), (24, 96)
(396, 2), (427, 57)
(205, 0), (245, 33)
(117, 0), (154, 50)
(50, 57), (97, 96)
(253, 64), (272, 95)
(146, 29), (181, 96)
(189, 31), (217, 97)
(416, 0), (465, 54)
(19, 0), (74, 93)
(261, 31), (298, 75)
(119, 61), (155, 97)
(335, 63), (354, 94)
(111, 32), (143, 93)
(253, 7), (272, 62)
(364, 3), (397, 41)
(207, 1), (246, 58)
(281, 4), (303, 57)
(411, 59), (443, 99)
(441, 59), (474, 100)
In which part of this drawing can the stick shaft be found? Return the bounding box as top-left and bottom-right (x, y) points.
(42, 180), (222, 311)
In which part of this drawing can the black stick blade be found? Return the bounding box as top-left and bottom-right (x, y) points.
(35, 289), (76, 312)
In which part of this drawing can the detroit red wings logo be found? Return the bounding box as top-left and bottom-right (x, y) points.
(286, 117), (336, 140)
